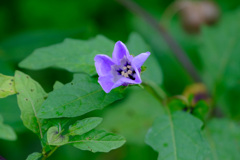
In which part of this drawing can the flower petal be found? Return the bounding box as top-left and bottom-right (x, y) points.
(112, 41), (130, 64)
(94, 54), (115, 77)
(132, 52), (150, 69)
(98, 76), (115, 93)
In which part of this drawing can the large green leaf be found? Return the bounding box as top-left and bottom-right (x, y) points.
(26, 152), (42, 160)
(0, 73), (16, 98)
(126, 33), (163, 85)
(0, 114), (17, 141)
(199, 9), (240, 118)
(146, 111), (209, 160)
(37, 74), (123, 118)
(14, 71), (47, 136)
(70, 130), (126, 153)
(99, 87), (164, 145)
(69, 117), (103, 136)
(204, 119), (240, 160)
(19, 35), (114, 75)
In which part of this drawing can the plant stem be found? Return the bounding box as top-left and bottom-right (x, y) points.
(116, 0), (202, 83)
(41, 146), (59, 160)
(142, 81), (167, 105)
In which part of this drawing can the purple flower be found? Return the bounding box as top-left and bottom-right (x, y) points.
(94, 41), (150, 93)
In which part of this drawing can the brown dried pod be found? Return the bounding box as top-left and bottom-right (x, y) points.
(178, 0), (220, 33)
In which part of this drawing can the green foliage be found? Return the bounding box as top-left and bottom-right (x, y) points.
(14, 71), (47, 136)
(26, 152), (42, 160)
(0, 74), (16, 98)
(53, 81), (64, 90)
(192, 101), (209, 121)
(71, 130), (126, 153)
(204, 119), (240, 160)
(145, 111), (209, 160)
(99, 87), (164, 145)
(199, 9), (240, 118)
(69, 117), (103, 136)
(19, 35), (114, 75)
(47, 126), (69, 146)
(0, 114), (17, 141)
(37, 74), (123, 118)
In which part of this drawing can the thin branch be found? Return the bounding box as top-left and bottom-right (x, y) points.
(116, 0), (202, 82)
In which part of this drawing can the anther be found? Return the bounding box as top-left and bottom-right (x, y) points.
(127, 70), (132, 74)
(121, 71), (125, 75)
(123, 66), (127, 70)
(127, 65), (131, 69)
(123, 73), (129, 78)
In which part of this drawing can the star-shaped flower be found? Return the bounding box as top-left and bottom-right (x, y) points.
(94, 41), (150, 93)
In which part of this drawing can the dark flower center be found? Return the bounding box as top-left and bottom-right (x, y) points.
(116, 63), (136, 80)
(111, 57), (136, 81)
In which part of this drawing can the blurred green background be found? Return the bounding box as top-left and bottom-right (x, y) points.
(1, 0), (240, 159)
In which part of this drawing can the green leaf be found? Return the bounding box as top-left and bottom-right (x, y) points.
(199, 9), (240, 118)
(47, 126), (69, 146)
(53, 81), (64, 90)
(146, 111), (209, 160)
(126, 33), (163, 85)
(192, 101), (209, 121)
(0, 114), (17, 141)
(37, 74), (123, 119)
(19, 35), (114, 75)
(0, 73), (16, 98)
(69, 117), (102, 136)
(204, 119), (240, 160)
(99, 87), (164, 145)
(70, 130), (126, 153)
(14, 71), (47, 136)
(26, 152), (42, 160)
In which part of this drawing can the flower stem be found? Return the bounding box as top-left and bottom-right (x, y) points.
(142, 81), (167, 105)
(41, 146), (59, 160)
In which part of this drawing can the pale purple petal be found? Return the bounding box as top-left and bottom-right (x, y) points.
(131, 66), (142, 84)
(132, 52), (150, 69)
(94, 54), (114, 77)
(98, 75), (115, 93)
(112, 41), (130, 64)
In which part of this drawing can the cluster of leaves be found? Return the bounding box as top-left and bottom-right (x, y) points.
(0, 31), (164, 159)
(1, 5), (240, 158)
(1, 70), (126, 159)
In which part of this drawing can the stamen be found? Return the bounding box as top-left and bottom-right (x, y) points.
(127, 70), (132, 74)
(127, 65), (131, 69)
(123, 73), (129, 78)
(123, 66), (127, 70)
(121, 71), (125, 75)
